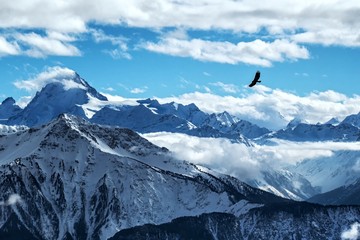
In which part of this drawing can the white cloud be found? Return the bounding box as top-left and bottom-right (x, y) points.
(16, 95), (33, 108)
(90, 28), (131, 59)
(0, 1), (358, 43)
(143, 132), (360, 181)
(0, 36), (20, 56)
(0, 1), (358, 63)
(0, 31), (81, 58)
(342, 222), (360, 240)
(141, 38), (309, 66)
(203, 72), (211, 77)
(103, 48), (132, 60)
(118, 83), (148, 94)
(295, 72), (309, 77)
(0, 194), (22, 206)
(0, 0), (358, 56)
(210, 82), (239, 93)
(143, 132), (263, 179)
(130, 86), (148, 94)
(16, 32), (81, 57)
(103, 87), (115, 92)
(13, 66), (84, 92)
(156, 88), (360, 130)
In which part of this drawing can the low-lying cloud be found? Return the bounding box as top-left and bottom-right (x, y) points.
(143, 132), (360, 181)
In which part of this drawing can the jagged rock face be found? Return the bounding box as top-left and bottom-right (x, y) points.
(0, 115), (282, 240)
(0, 97), (22, 120)
(90, 103), (253, 144)
(111, 204), (360, 240)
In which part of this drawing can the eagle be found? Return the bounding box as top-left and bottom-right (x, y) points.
(248, 71), (261, 87)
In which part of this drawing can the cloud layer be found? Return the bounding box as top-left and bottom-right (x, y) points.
(0, 0), (359, 63)
(143, 132), (360, 182)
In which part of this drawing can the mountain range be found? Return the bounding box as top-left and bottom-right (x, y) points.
(0, 70), (360, 239)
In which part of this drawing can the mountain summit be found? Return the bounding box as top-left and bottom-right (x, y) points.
(0, 97), (21, 120)
(7, 70), (107, 127)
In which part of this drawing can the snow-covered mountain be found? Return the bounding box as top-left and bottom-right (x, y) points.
(249, 169), (321, 201)
(6, 72), (107, 127)
(90, 102), (252, 144)
(1, 114), (359, 239)
(288, 150), (360, 193)
(0, 72), (269, 142)
(1, 69), (360, 203)
(0, 114), (287, 239)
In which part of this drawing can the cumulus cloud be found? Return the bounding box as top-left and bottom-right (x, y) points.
(0, 1), (358, 63)
(0, 194), (22, 206)
(0, 1), (358, 47)
(15, 32), (81, 57)
(0, 31), (81, 58)
(13, 66), (84, 92)
(143, 132), (360, 181)
(141, 38), (309, 66)
(341, 222), (360, 240)
(157, 88), (360, 130)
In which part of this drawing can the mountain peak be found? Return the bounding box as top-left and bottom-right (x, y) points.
(1, 97), (16, 105)
(341, 112), (360, 128)
(0, 97), (22, 120)
(324, 117), (340, 125)
(7, 70), (107, 127)
(286, 117), (308, 129)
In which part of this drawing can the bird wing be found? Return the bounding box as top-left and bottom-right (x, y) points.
(248, 81), (256, 87)
(248, 71), (260, 87)
(253, 71), (260, 81)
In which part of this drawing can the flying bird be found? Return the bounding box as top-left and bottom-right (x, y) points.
(248, 71), (261, 87)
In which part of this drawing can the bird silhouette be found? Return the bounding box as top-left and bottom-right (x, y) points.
(248, 71), (261, 87)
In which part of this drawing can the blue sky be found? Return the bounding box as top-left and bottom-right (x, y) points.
(0, 0), (359, 126)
